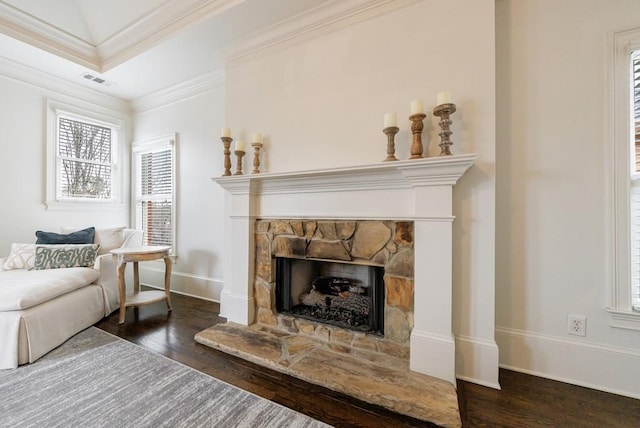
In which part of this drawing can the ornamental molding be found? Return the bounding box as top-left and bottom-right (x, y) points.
(131, 70), (225, 115)
(222, 0), (421, 64)
(0, 0), (243, 72)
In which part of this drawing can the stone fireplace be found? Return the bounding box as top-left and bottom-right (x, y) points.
(213, 154), (476, 384)
(255, 219), (415, 358)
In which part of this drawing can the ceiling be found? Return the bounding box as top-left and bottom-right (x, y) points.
(0, 0), (329, 100)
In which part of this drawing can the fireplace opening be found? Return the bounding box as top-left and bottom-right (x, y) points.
(275, 257), (384, 335)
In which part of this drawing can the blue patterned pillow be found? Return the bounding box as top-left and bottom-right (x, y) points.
(35, 227), (95, 245)
(32, 244), (100, 270)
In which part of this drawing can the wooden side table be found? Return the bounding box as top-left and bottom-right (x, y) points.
(111, 246), (172, 324)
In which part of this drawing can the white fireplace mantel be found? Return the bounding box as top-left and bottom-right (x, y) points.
(214, 153), (476, 385)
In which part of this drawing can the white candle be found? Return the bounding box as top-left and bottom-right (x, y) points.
(410, 99), (424, 115)
(221, 127), (231, 138)
(252, 133), (263, 144)
(437, 91), (452, 105)
(383, 113), (397, 128)
(235, 140), (246, 152)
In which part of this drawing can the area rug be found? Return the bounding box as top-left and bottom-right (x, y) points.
(0, 328), (330, 428)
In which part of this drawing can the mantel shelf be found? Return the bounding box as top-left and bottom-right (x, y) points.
(213, 153), (477, 195)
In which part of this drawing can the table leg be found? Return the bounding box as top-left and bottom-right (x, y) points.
(133, 261), (140, 294)
(117, 260), (127, 324)
(164, 255), (172, 311)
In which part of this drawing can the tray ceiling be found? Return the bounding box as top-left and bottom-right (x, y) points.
(0, 0), (330, 99)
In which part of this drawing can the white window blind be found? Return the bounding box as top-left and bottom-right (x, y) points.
(631, 50), (640, 311)
(57, 115), (116, 200)
(133, 136), (176, 251)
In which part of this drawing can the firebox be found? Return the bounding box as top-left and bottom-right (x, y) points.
(275, 257), (384, 335)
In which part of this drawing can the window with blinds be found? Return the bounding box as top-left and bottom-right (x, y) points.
(133, 136), (176, 252)
(631, 50), (640, 311)
(57, 115), (116, 200)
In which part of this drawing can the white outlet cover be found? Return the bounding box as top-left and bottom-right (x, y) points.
(568, 314), (587, 336)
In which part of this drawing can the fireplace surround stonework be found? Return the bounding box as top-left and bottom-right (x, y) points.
(213, 155), (476, 384)
(255, 219), (415, 359)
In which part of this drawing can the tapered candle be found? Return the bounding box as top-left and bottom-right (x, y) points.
(252, 133), (263, 144)
(221, 127), (231, 138)
(235, 140), (245, 151)
(384, 113), (397, 128)
(410, 100), (424, 115)
(437, 91), (452, 105)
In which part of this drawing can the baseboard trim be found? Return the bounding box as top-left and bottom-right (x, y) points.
(410, 329), (456, 385)
(139, 265), (222, 303)
(496, 326), (640, 399)
(455, 334), (501, 389)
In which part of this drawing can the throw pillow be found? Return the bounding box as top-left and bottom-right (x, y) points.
(2, 243), (36, 270)
(32, 244), (100, 270)
(94, 227), (126, 255)
(60, 226), (126, 255)
(35, 227), (95, 245)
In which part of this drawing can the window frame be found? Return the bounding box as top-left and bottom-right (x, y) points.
(46, 99), (125, 210)
(609, 28), (640, 330)
(132, 134), (177, 257)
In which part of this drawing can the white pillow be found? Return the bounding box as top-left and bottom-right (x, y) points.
(93, 227), (126, 255)
(3, 243), (36, 270)
(61, 226), (126, 255)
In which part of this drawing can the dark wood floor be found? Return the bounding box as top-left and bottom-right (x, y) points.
(94, 291), (640, 428)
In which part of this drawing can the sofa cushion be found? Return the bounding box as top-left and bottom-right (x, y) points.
(32, 244), (100, 270)
(35, 227), (95, 245)
(0, 267), (100, 311)
(2, 244), (36, 271)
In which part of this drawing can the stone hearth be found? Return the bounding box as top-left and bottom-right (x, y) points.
(195, 322), (461, 427)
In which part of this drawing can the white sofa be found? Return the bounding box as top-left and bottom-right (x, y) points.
(0, 228), (142, 370)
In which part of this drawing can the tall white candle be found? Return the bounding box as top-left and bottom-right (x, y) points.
(410, 100), (424, 115)
(252, 133), (263, 144)
(235, 140), (246, 152)
(221, 127), (231, 138)
(383, 113), (397, 128)
(437, 91), (452, 105)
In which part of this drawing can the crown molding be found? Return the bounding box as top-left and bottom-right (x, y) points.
(223, 0), (421, 64)
(99, 0), (245, 72)
(0, 2), (98, 70)
(0, 55), (128, 112)
(0, 0), (244, 73)
(131, 70), (225, 115)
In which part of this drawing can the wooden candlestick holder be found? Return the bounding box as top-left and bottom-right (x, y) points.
(251, 142), (263, 174)
(433, 103), (457, 156)
(409, 113), (427, 159)
(382, 126), (399, 161)
(221, 137), (233, 176)
(234, 150), (245, 175)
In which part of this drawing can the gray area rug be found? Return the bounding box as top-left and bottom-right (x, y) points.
(0, 327), (331, 428)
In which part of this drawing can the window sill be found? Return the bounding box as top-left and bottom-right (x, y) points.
(45, 200), (126, 211)
(606, 308), (640, 331)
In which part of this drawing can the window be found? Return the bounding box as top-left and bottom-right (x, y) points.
(631, 51), (640, 311)
(133, 135), (176, 254)
(46, 100), (124, 209)
(610, 29), (640, 329)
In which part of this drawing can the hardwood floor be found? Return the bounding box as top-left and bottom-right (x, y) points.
(94, 291), (640, 428)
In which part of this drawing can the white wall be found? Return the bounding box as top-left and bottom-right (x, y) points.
(0, 60), (130, 252)
(496, 0), (640, 398)
(132, 78), (226, 301)
(224, 0), (498, 387)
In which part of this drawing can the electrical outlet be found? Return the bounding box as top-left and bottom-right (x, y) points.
(567, 314), (587, 336)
